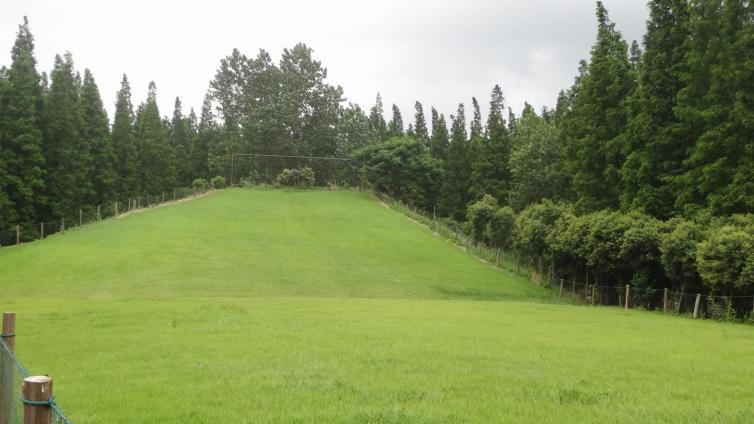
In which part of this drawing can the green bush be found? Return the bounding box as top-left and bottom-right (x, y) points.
(467, 195), (497, 243)
(275, 167), (316, 188)
(192, 178), (209, 189)
(211, 176), (227, 189)
(489, 206), (515, 249)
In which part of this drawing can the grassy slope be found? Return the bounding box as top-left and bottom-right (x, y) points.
(1, 189), (753, 423)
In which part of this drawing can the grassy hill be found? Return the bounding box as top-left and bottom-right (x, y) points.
(1, 188), (753, 423)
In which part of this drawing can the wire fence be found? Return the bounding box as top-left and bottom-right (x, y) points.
(375, 192), (754, 324)
(0, 187), (213, 248)
(0, 337), (73, 424)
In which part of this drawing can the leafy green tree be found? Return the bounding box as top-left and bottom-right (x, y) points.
(44, 52), (93, 217)
(336, 103), (376, 156)
(209, 48), (249, 178)
(621, 0), (690, 218)
(429, 107), (449, 160)
(439, 103), (471, 220)
(387, 104), (404, 138)
(660, 218), (705, 290)
(697, 225), (754, 292)
(80, 69), (116, 206)
(112, 74), (139, 196)
(368, 93), (388, 141)
(467, 194), (497, 243)
(514, 200), (569, 263)
(135, 81), (175, 194)
(489, 206), (515, 249)
(0, 17), (45, 226)
(413, 101), (429, 146)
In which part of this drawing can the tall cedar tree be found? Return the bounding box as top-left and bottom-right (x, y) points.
(80, 69), (116, 206)
(0, 17), (45, 227)
(440, 103), (471, 220)
(621, 0), (690, 218)
(369, 93), (388, 141)
(468, 96), (487, 201)
(470, 85), (512, 203)
(112, 75), (139, 196)
(562, 1), (636, 212)
(429, 107), (449, 160)
(413, 101), (429, 146)
(193, 93), (215, 179)
(45, 53), (94, 218)
(135, 82), (175, 194)
(171, 97), (194, 186)
(387, 103), (404, 138)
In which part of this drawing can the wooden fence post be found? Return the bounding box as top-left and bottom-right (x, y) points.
(22, 376), (52, 424)
(97, 205), (101, 220)
(79, 209), (82, 227)
(115, 201), (118, 216)
(559, 278), (564, 297)
(625, 285), (630, 310)
(693, 294), (702, 318)
(40, 222), (44, 239)
(16, 225), (20, 245)
(571, 276), (576, 296)
(663, 288), (669, 313)
(495, 249), (500, 267)
(174, 190), (176, 201)
(591, 285), (596, 306)
(1, 312), (16, 424)
(61, 218), (64, 233)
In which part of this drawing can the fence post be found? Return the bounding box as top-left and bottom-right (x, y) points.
(162, 192), (165, 203)
(495, 249), (500, 267)
(61, 218), (64, 233)
(40, 222), (44, 239)
(693, 294), (702, 318)
(22, 376), (53, 424)
(663, 288), (669, 313)
(571, 276), (576, 296)
(16, 225), (20, 245)
(625, 285), (630, 310)
(79, 209), (82, 227)
(97, 205), (101, 220)
(115, 201), (118, 216)
(559, 278), (564, 297)
(1, 312), (16, 424)
(173, 190), (176, 201)
(591, 285), (596, 306)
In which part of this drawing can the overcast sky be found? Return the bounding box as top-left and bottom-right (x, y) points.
(1, 0), (648, 125)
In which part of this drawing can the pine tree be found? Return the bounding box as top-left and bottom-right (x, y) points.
(469, 97), (484, 139)
(621, 0), (690, 218)
(44, 52), (93, 218)
(193, 93), (215, 180)
(429, 107), (449, 160)
(0, 17), (45, 227)
(112, 75), (139, 197)
(413, 101), (429, 146)
(439, 103), (471, 220)
(80, 69), (116, 206)
(171, 97), (194, 185)
(368, 93), (388, 141)
(135, 81), (175, 194)
(387, 104), (404, 138)
(470, 85), (512, 203)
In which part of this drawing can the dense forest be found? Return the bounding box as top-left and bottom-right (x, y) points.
(0, 2), (752, 305)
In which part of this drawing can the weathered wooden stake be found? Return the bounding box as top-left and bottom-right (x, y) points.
(40, 222), (44, 239)
(591, 285), (596, 306)
(16, 225), (20, 245)
(559, 278), (564, 297)
(495, 249), (500, 267)
(61, 218), (64, 233)
(663, 288), (669, 313)
(79, 209), (82, 226)
(571, 276), (576, 295)
(97, 205), (101, 220)
(115, 201), (118, 216)
(693, 293), (702, 318)
(1, 312), (16, 424)
(625, 285), (630, 310)
(23, 376), (52, 424)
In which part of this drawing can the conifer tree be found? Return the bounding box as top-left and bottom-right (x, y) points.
(44, 52), (92, 217)
(428, 107), (449, 160)
(387, 103), (404, 137)
(0, 17), (45, 226)
(80, 69), (116, 206)
(469, 97), (484, 139)
(470, 85), (512, 203)
(413, 101), (429, 146)
(368, 93), (388, 141)
(192, 93), (215, 179)
(112, 74), (139, 196)
(439, 103), (471, 220)
(135, 81), (175, 193)
(171, 97), (194, 186)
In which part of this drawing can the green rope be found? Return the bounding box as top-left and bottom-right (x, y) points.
(23, 395), (56, 407)
(0, 333), (14, 338)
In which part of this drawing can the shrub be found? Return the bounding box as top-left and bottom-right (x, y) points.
(696, 225), (753, 291)
(211, 175), (227, 189)
(275, 167), (316, 188)
(489, 206), (515, 249)
(192, 178), (209, 189)
(467, 195), (497, 243)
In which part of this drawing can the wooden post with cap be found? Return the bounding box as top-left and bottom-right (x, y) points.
(1, 312), (16, 424)
(23, 376), (53, 424)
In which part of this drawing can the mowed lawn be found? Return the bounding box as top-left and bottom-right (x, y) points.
(0, 189), (753, 423)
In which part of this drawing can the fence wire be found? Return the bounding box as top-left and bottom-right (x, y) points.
(0, 338), (73, 424)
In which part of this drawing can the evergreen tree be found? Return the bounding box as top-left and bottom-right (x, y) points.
(0, 17), (45, 227)
(562, 1), (636, 212)
(469, 97), (484, 139)
(429, 107), (449, 160)
(387, 103), (404, 137)
(171, 97), (194, 186)
(193, 93), (215, 180)
(112, 74), (139, 196)
(439, 103), (471, 220)
(413, 101), (429, 146)
(368, 93), (388, 141)
(621, 0), (690, 218)
(135, 81), (175, 193)
(80, 69), (116, 206)
(470, 85), (512, 203)
(507, 107), (517, 134)
(44, 52), (93, 218)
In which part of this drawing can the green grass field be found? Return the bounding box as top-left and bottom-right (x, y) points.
(1, 189), (753, 423)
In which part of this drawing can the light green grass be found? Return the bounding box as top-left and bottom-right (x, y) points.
(1, 189), (753, 423)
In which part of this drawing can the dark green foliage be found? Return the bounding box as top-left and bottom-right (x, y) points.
(0, 17), (45, 226)
(44, 53), (92, 217)
(660, 217), (705, 289)
(211, 175), (227, 189)
(696, 224), (753, 291)
(80, 69), (116, 206)
(171, 97), (195, 186)
(387, 104), (404, 138)
(112, 74), (139, 196)
(192, 178), (209, 189)
(489, 206), (515, 249)
(413, 101), (429, 146)
(439, 104), (471, 220)
(467, 194), (497, 242)
(275, 167), (315, 188)
(354, 136), (441, 209)
(368, 93), (388, 142)
(514, 200), (569, 260)
(469, 85), (512, 204)
(336, 103), (376, 156)
(428, 108), (449, 160)
(135, 82), (175, 194)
